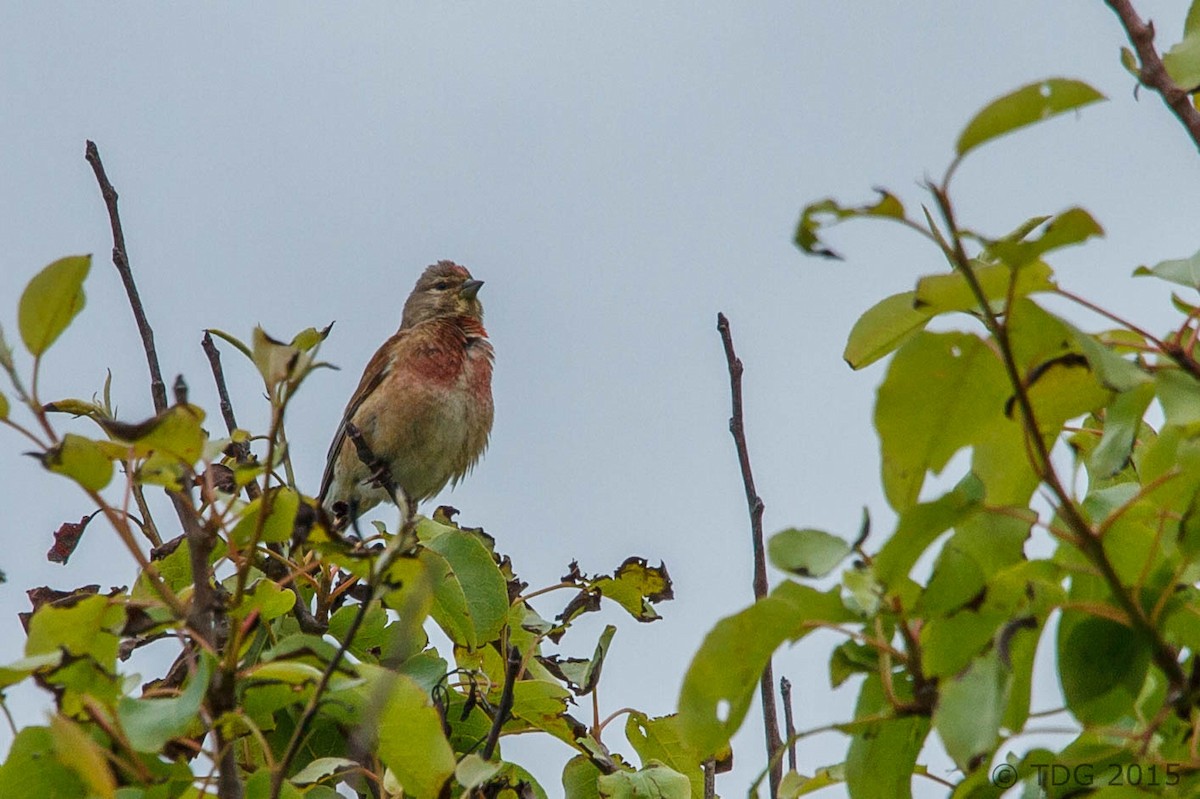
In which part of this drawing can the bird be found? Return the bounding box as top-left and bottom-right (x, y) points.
(318, 261), (494, 526)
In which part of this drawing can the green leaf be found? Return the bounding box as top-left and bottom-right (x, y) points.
(563, 755), (603, 799)
(42, 433), (114, 491)
(677, 581), (853, 757)
(933, 650), (1009, 772)
(845, 675), (930, 799)
(597, 763), (691, 799)
(955, 79), (1105, 158)
(843, 291), (935, 370)
(1164, 31), (1200, 89)
(873, 475), (984, 584)
(876, 332), (1007, 510)
(0, 390), (8, 420)
(0, 652), (62, 690)
(50, 715), (116, 799)
(25, 594), (123, 665)
(625, 713), (711, 799)
(18, 254), (91, 356)
(290, 757), (358, 786)
(1058, 613), (1150, 724)
(1156, 369), (1200, 427)
(985, 207), (1104, 268)
(116, 655), (211, 752)
(96, 403), (209, 471)
(1063, 322), (1151, 392)
(779, 767), (845, 798)
(507, 679), (588, 746)
(421, 528), (509, 648)
(589, 558), (674, 622)
(230, 487), (300, 546)
(913, 260), (1055, 314)
(539, 624), (616, 696)
(0, 727), (88, 799)
(454, 754), (503, 790)
(919, 510), (1030, 616)
(290, 323), (334, 351)
(795, 190), (905, 259)
(229, 578), (296, 623)
(245, 769), (305, 799)
(769, 528), (852, 578)
(252, 326), (313, 388)
(376, 674), (456, 798)
(1090, 383), (1155, 478)
(1135, 248), (1200, 289)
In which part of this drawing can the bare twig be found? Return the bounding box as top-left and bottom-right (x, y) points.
(201, 332), (261, 500)
(716, 312), (782, 798)
(482, 644), (522, 760)
(1105, 0), (1200, 152)
(703, 759), (716, 799)
(84, 141), (168, 413)
(781, 676), (798, 772)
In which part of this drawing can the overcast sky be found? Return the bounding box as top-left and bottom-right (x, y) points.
(3, 3), (1200, 796)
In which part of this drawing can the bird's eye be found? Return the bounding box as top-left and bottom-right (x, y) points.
(433, 281), (450, 291)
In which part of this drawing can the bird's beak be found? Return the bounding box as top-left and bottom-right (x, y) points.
(460, 279), (484, 299)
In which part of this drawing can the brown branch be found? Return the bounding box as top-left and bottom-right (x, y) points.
(716, 312), (782, 797)
(1105, 0), (1200, 151)
(201, 332), (261, 500)
(780, 676), (797, 772)
(84, 141), (168, 413)
(482, 644), (522, 760)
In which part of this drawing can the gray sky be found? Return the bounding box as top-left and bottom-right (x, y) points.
(3, 2), (1199, 796)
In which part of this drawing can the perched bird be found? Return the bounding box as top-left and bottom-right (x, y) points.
(319, 261), (494, 524)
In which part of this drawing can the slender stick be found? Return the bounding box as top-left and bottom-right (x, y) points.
(780, 676), (798, 772)
(1104, 0), (1200, 152)
(716, 312), (782, 798)
(84, 141), (168, 413)
(201, 332), (261, 500)
(481, 644), (521, 760)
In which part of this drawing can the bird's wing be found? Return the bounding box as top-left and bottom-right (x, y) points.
(318, 334), (398, 503)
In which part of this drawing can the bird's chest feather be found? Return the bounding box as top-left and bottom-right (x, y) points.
(387, 321), (492, 438)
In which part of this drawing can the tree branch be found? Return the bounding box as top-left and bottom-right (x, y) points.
(84, 141), (168, 413)
(716, 312), (782, 798)
(780, 676), (797, 772)
(482, 644), (521, 760)
(1105, 0), (1200, 151)
(201, 332), (261, 501)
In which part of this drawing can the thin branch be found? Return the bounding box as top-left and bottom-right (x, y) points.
(201, 332), (261, 500)
(482, 644), (521, 760)
(715, 312), (782, 798)
(780, 677), (798, 772)
(84, 141), (168, 413)
(1104, 0), (1200, 152)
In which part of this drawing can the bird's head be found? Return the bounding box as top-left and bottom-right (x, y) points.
(400, 261), (485, 328)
